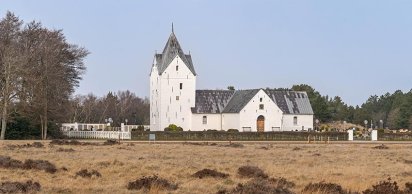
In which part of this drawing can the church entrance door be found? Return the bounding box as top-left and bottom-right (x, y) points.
(257, 115), (265, 132)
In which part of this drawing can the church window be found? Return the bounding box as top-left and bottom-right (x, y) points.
(260, 98), (263, 102)
(203, 116), (207, 124)
(259, 104), (264, 110)
(180, 83), (183, 90)
(293, 116), (298, 125)
(176, 96), (180, 101)
(176, 66), (179, 71)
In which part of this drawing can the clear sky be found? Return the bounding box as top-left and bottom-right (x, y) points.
(1, 0), (411, 106)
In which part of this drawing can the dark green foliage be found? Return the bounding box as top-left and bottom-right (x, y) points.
(292, 84), (412, 130)
(132, 131), (348, 141)
(164, 124), (183, 132)
(5, 113), (40, 140)
(227, 129), (239, 132)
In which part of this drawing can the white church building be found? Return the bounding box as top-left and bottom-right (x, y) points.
(150, 30), (314, 132)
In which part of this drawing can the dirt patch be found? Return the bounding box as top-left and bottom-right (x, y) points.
(75, 169), (102, 178)
(363, 178), (401, 194)
(221, 143), (244, 148)
(218, 177), (294, 194)
(292, 147), (302, 151)
(192, 169), (229, 179)
(127, 175), (178, 191)
(238, 165), (268, 179)
(404, 159), (412, 164)
(0, 156), (57, 174)
(302, 182), (348, 194)
(56, 148), (75, 152)
(6, 142), (44, 150)
(183, 142), (208, 146)
(103, 139), (118, 145)
(373, 144), (389, 150)
(0, 180), (41, 193)
(50, 139), (83, 145)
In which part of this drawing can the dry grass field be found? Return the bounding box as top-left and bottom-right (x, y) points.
(1, 140), (412, 193)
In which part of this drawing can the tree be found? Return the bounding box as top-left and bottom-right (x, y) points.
(1, 12), (89, 140)
(292, 84), (331, 122)
(0, 12), (23, 140)
(227, 86), (235, 91)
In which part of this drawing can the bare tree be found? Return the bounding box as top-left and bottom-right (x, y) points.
(0, 12), (23, 140)
(19, 22), (88, 139)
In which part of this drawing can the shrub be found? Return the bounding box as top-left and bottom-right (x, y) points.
(227, 129), (239, 132)
(75, 169), (102, 178)
(238, 165), (268, 179)
(302, 182), (348, 194)
(192, 169), (229, 179)
(127, 175), (178, 191)
(220, 177), (294, 194)
(23, 159), (57, 174)
(363, 178), (401, 194)
(164, 124), (183, 132)
(0, 180), (41, 193)
(138, 125), (145, 130)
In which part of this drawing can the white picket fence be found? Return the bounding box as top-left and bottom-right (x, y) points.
(62, 131), (131, 140)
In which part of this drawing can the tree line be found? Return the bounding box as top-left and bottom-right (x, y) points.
(291, 84), (412, 130)
(68, 91), (149, 127)
(0, 12), (88, 139)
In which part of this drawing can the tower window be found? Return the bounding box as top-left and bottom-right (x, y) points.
(260, 98), (263, 102)
(176, 65), (179, 71)
(202, 116), (207, 124)
(180, 83), (183, 90)
(176, 96), (180, 100)
(259, 104), (264, 110)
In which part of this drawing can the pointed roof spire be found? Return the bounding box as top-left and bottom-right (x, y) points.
(172, 22), (174, 34)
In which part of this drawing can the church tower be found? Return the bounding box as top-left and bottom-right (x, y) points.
(150, 27), (197, 131)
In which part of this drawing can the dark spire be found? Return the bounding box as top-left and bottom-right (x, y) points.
(172, 22), (174, 34)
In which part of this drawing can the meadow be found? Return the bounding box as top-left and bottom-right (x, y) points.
(0, 140), (411, 193)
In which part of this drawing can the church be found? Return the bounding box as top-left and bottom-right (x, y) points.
(150, 29), (314, 132)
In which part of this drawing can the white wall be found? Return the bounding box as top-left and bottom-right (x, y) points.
(238, 89), (283, 132)
(157, 55), (196, 131)
(222, 113), (240, 131)
(191, 114), (222, 131)
(281, 114), (313, 131)
(150, 63), (161, 131)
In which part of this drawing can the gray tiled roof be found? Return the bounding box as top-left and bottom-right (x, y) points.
(154, 32), (196, 75)
(222, 89), (260, 113)
(192, 89), (313, 115)
(264, 90), (314, 115)
(191, 90), (235, 113)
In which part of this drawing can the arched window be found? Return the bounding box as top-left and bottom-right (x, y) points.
(176, 65), (179, 71)
(293, 116), (298, 125)
(202, 116), (207, 124)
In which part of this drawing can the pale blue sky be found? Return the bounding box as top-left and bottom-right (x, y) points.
(1, 0), (411, 106)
